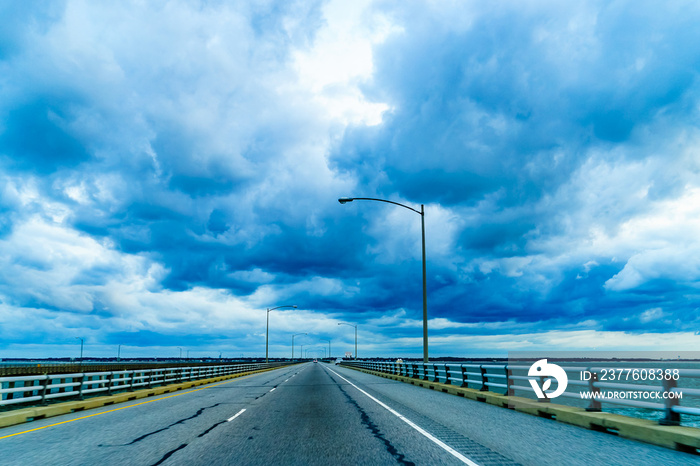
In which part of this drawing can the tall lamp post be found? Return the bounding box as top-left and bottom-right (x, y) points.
(338, 322), (357, 360)
(75, 337), (84, 361)
(321, 339), (331, 359)
(266, 304), (297, 363)
(292, 332), (307, 359)
(339, 196), (429, 363)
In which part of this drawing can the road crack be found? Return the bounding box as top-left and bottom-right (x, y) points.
(337, 384), (415, 465)
(150, 443), (187, 466)
(96, 402), (223, 447)
(101, 403), (231, 464)
(197, 420), (226, 438)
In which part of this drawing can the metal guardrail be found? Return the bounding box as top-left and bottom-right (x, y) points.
(340, 360), (700, 427)
(0, 360), (284, 376)
(1, 362), (292, 409)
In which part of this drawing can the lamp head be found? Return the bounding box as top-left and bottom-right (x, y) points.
(338, 197), (354, 204)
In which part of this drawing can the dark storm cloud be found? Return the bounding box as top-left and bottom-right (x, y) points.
(2, 1), (700, 358)
(338, 1), (700, 206)
(328, 0), (700, 336)
(0, 99), (91, 173)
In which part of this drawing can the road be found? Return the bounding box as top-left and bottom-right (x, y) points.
(0, 363), (697, 465)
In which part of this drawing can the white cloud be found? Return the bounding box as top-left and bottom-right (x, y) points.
(426, 330), (700, 355)
(291, 0), (395, 126)
(639, 307), (665, 323)
(604, 186), (700, 291)
(0, 215), (155, 312)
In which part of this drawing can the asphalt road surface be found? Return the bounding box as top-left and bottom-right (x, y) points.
(1, 362), (698, 465)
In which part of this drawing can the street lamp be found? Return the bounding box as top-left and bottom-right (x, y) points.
(321, 339), (331, 359)
(117, 344), (121, 362)
(292, 333), (307, 359)
(75, 337), (84, 361)
(177, 347), (182, 359)
(339, 196), (429, 363)
(338, 322), (357, 360)
(266, 305), (298, 363)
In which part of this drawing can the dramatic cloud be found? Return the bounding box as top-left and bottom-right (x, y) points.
(1, 0), (699, 359)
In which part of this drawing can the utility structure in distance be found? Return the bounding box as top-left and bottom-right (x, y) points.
(292, 332), (307, 359)
(338, 322), (358, 360)
(266, 305), (297, 363)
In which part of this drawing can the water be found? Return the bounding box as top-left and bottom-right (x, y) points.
(504, 360), (700, 428)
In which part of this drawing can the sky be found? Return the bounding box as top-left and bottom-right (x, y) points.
(1, 0), (700, 360)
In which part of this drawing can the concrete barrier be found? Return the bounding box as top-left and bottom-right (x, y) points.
(0, 365), (295, 429)
(342, 364), (700, 454)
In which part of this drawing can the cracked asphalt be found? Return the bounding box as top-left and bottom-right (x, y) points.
(0, 363), (698, 465)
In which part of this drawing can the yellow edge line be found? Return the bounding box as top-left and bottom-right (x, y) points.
(0, 373), (255, 440)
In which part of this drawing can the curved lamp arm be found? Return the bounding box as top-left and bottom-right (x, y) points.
(268, 305), (298, 312)
(338, 197), (422, 216)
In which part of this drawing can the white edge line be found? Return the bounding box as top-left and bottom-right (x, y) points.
(227, 409), (246, 422)
(325, 366), (480, 466)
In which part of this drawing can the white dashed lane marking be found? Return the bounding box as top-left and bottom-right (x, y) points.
(227, 409), (246, 422)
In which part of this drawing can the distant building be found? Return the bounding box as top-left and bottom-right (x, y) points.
(345, 351), (353, 358)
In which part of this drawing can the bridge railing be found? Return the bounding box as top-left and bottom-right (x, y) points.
(340, 360), (700, 427)
(0, 362), (292, 409)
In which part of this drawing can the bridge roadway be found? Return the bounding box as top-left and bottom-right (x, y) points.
(0, 363), (697, 465)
